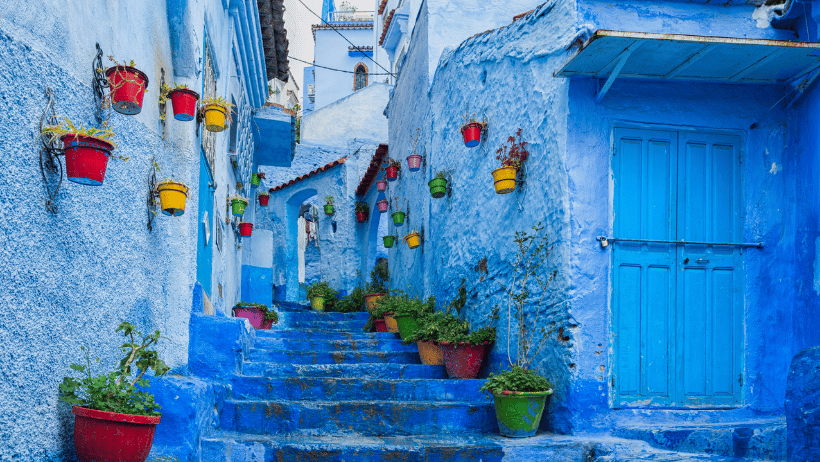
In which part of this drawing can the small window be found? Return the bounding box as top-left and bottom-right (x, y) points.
(228, 96), (238, 152)
(354, 64), (367, 91)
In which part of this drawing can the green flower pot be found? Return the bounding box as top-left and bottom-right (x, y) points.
(324, 204), (335, 215)
(251, 173), (262, 187)
(428, 177), (448, 198)
(393, 314), (420, 341)
(491, 390), (551, 437)
(392, 211), (406, 227)
(310, 296), (325, 312)
(383, 235), (396, 248)
(231, 198), (249, 217)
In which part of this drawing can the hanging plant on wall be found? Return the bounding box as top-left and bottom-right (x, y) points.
(407, 128), (423, 172)
(403, 228), (421, 249)
(41, 118), (126, 186)
(229, 196), (250, 217)
(460, 111), (487, 148)
(492, 128), (529, 195)
(324, 196), (335, 215)
(391, 198), (407, 227)
(429, 171), (449, 199)
(200, 96), (235, 132)
(383, 235), (397, 248)
(163, 83), (199, 121)
(251, 172), (266, 188)
(104, 57), (149, 115)
(377, 179), (388, 192)
(355, 201), (370, 222)
(384, 158), (401, 181)
(258, 191), (270, 206)
(156, 180), (189, 216)
(377, 197), (389, 213)
(238, 221), (254, 237)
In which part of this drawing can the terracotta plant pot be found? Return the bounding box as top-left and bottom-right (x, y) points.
(384, 314), (399, 333)
(461, 122), (483, 148)
(383, 235), (396, 248)
(377, 199), (389, 213)
(492, 166), (518, 194)
(71, 406), (160, 462)
(377, 180), (388, 192)
(417, 340), (444, 365)
(440, 342), (486, 379)
(258, 194), (270, 206)
(238, 222), (253, 237)
(105, 66), (149, 115)
(156, 180), (189, 216)
(492, 390), (551, 438)
(429, 177), (448, 199)
(385, 166), (399, 181)
(167, 88), (199, 121)
(61, 135), (115, 186)
(374, 318), (388, 332)
(407, 154), (422, 172)
(324, 204), (335, 215)
(232, 306), (274, 329)
(392, 211), (406, 227)
(356, 211), (367, 223)
(364, 293), (385, 313)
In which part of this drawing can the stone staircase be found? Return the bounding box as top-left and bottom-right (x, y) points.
(194, 304), (784, 461)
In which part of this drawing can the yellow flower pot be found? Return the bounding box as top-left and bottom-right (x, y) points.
(384, 315), (399, 333)
(203, 104), (227, 132)
(310, 296), (325, 312)
(156, 180), (189, 216)
(404, 232), (421, 249)
(364, 293), (385, 314)
(492, 166), (518, 194)
(417, 340), (444, 365)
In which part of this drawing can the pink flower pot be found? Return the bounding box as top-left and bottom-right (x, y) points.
(407, 154), (422, 172)
(377, 199), (388, 213)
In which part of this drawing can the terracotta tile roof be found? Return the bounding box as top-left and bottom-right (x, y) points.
(377, 0), (388, 15)
(512, 8), (536, 22)
(355, 144), (388, 196)
(269, 157), (347, 193)
(379, 9), (395, 46)
(312, 22), (373, 40)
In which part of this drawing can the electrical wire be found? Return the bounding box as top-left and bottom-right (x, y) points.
(293, 0), (395, 78)
(288, 55), (392, 75)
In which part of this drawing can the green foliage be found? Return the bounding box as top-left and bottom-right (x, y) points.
(373, 292), (434, 318)
(355, 201), (369, 214)
(58, 322), (171, 416)
(480, 365), (552, 394)
(235, 301), (279, 323)
(365, 263), (389, 294)
(336, 285), (367, 313)
(325, 195), (334, 205)
(404, 311), (465, 343)
(445, 278), (467, 316)
(305, 281), (338, 308)
(442, 326), (496, 346)
(42, 117), (118, 148)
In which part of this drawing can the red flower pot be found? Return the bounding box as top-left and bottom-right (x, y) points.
(461, 122), (483, 148)
(407, 154), (422, 172)
(239, 222), (253, 237)
(440, 342), (487, 379)
(385, 166), (399, 181)
(374, 319), (388, 332)
(233, 306), (273, 329)
(61, 135), (115, 186)
(377, 180), (387, 192)
(72, 406), (160, 462)
(258, 194), (270, 206)
(356, 211), (368, 222)
(377, 199), (388, 213)
(167, 88), (199, 121)
(105, 66), (149, 115)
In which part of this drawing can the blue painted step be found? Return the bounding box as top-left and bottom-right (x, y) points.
(248, 349), (421, 364)
(256, 330), (397, 341)
(253, 337), (416, 352)
(230, 377), (487, 401)
(279, 311), (370, 322)
(242, 362), (447, 379)
(287, 320), (365, 331)
(219, 399), (497, 435)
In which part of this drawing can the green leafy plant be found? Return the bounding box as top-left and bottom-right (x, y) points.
(435, 170), (449, 180)
(200, 96), (235, 125)
(305, 281), (338, 308)
(461, 109), (488, 128)
(365, 263), (389, 294)
(235, 301), (279, 323)
(440, 325), (496, 346)
(480, 365), (552, 394)
(386, 157), (402, 170)
(355, 201), (369, 214)
(42, 117), (118, 149)
(336, 285), (367, 313)
(58, 322), (171, 416)
(404, 311), (466, 343)
(374, 291), (434, 318)
(325, 195), (334, 205)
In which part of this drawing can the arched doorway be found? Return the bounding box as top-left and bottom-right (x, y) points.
(285, 188), (318, 301)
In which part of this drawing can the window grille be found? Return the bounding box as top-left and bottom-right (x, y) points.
(354, 64), (367, 91)
(201, 40), (217, 178)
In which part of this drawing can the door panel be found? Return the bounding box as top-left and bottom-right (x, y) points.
(196, 152), (214, 297)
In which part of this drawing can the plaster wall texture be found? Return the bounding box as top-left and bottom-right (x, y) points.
(0, 0), (268, 459)
(313, 26), (378, 110)
(785, 346), (820, 461)
(301, 82), (391, 144)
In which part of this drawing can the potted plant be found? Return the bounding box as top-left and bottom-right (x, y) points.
(251, 172), (265, 188)
(407, 128), (423, 171)
(324, 196), (335, 215)
(391, 198), (406, 227)
(200, 96), (234, 133)
(493, 128), (529, 194)
(355, 201), (369, 223)
(376, 179), (388, 192)
(229, 196), (249, 217)
(429, 171), (449, 199)
(105, 58), (149, 115)
(238, 221), (253, 237)
(42, 118), (121, 186)
(404, 229), (421, 249)
(59, 322), (170, 462)
(377, 198), (389, 213)
(232, 301), (279, 329)
(364, 263), (389, 314)
(404, 311), (466, 366)
(384, 158), (401, 181)
(480, 223), (555, 437)
(306, 281), (338, 312)
(383, 235), (396, 248)
(370, 296), (399, 334)
(156, 180), (189, 216)
(335, 281), (368, 314)
(460, 112), (487, 148)
(164, 83), (199, 121)
(440, 326), (496, 379)
(376, 292), (435, 341)
(258, 191), (270, 206)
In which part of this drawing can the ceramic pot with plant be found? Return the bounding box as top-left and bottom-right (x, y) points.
(377, 198), (389, 213)
(383, 235), (396, 248)
(429, 171), (449, 199)
(376, 292), (435, 341)
(377, 180), (388, 192)
(251, 172), (266, 188)
(369, 298), (399, 334)
(404, 230), (421, 249)
(42, 118), (120, 186)
(306, 281), (338, 312)
(440, 326), (496, 379)
(233, 302), (279, 329)
(59, 322), (171, 462)
(324, 196), (335, 215)
(404, 311), (467, 366)
(200, 96), (234, 132)
(238, 221), (253, 237)
(391, 197), (407, 226)
(258, 191), (270, 206)
(230, 196), (249, 217)
(460, 112), (487, 148)
(364, 263), (389, 314)
(105, 59), (149, 115)
(156, 180), (189, 216)
(165, 84), (199, 121)
(355, 201), (369, 223)
(384, 158), (401, 181)
(493, 128), (529, 194)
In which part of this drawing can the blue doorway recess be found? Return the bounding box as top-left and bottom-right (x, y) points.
(196, 151), (214, 298)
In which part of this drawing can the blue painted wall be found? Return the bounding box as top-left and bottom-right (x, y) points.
(313, 26), (378, 110)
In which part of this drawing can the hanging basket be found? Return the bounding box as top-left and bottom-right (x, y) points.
(258, 193), (270, 206)
(71, 406), (160, 462)
(492, 166), (518, 194)
(202, 103), (228, 132)
(385, 166), (399, 181)
(404, 231), (421, 249)
(167, 88), (199, 121)
(406, 154), (422, 172)
(251, 173), (264, 188)
(460, 122), (483, 148)
(105, 66), (149, 115)
(324, 204), (335, 215)
(238, 221), (253, 237)
(355, 211), (368, 223)
(376, 180), (388, 192)
(156, 180), (189, 216)
(230, 197), (249, 217)
(383, 235), (396, 248)
(428, 177), (448, 199)
(392, 211), (406, 227)
(61, 134), (115, 186)
(377, 199), (389, 213)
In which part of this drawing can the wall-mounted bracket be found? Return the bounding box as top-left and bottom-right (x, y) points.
(158, 68), (167, 137)
(92, 43), (112, 124)
(595, 41), (642, 104)
(39, 87), (64, 214)
(146, 157), (159, 231)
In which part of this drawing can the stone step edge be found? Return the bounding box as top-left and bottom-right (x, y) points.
(223, 399), (493, 406)
(249, 349), (416, 354)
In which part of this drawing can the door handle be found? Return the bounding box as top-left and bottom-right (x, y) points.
(684, 258), (689, 264)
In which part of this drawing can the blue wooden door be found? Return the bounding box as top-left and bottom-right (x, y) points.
(196, 152), (214, 298)
(612, 127), (743, 408)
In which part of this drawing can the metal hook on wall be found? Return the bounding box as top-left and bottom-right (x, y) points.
(92, 43), (111, 125)
(39, 87), (64, 214)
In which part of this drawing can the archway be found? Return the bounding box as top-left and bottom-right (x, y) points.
(285, 188), (318, 301)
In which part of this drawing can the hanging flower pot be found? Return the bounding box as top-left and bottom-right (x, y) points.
(406, 154), (422, 172)
(251, 172), (265, 188)
(232, 304), (276, 329)
(355, 211), (367, 222)
(61, 135), (116, 186)
(394, 314), (421, 341)
(355, 201), (369, 223)
(258, 192), (270, 206)
(404, 231), (421, 249)
(391, 211), (406, 227)
(167, 88), (199, 121)
(156, 180), (189, 216)
(200, 97), (235, 133)
(377, 199), (389, 213)
(492, 391), (551, 438)
(105, 66), (149, 115)
(417, 340), (444, 365)
(460, 122), (484, 148)
(324, 204), (335, 215)
(377, 180), (387, 192)
(310, 296), (326, 312)
(383, 235), (396, 248)
(230, 197), (249, 217)
(492, 166), (518, 194)
(385, 166), (399, 181)
(364, 293), (385, 313)
(383, 314), (399, 333)
(428, 177), (448, 199)
(440, 342), (487, 379)
(374, 318), (388, 332)
(238, 221), (253, 237)
(71, 406), (160, 462)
